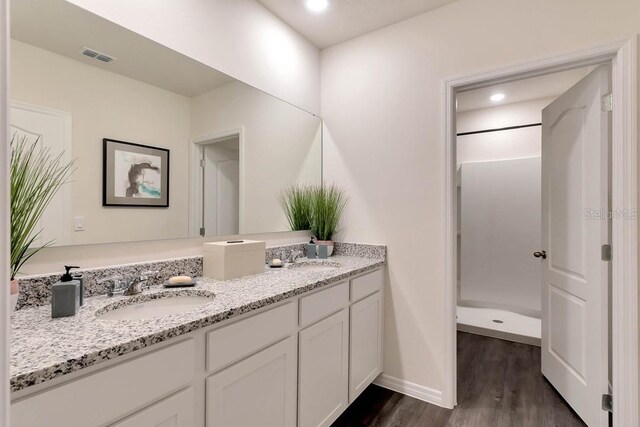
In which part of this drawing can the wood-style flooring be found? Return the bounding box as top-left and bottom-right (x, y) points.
(332, 332), (586, 427)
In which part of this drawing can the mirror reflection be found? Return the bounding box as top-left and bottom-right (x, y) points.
(10, 0), (322, 247)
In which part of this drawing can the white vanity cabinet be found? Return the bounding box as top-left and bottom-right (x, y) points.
(204, 303), (298, 427)
(11, 267), (384, 427)
(111, 387), (196, 427)
(206, 337), (297, 427)
(11, 339), (197, 427)
(297, 269), (384, 427)
(349, 269), (384, 402)
(298, 309), (349, 427)
(349, 291), (383, 402)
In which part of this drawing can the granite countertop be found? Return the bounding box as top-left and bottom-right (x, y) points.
(10, 255), (385, 392)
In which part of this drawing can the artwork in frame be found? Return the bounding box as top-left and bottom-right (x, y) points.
(103, 138), (170, 207)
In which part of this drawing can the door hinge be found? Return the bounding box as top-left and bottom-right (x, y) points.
(199, 227), (205, 236)
(602, 244), (612, 261)
(601, 93), (613, 112)
(602, 394), (613, 413)
(199, 158), (205, 168)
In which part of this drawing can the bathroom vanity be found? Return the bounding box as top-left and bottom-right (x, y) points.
(8, 3), (385, 426)
(10, 254), (384, 427)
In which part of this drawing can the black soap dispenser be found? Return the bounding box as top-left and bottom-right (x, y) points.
(52, 265), (81, 318)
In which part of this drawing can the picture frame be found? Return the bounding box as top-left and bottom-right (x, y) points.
(102, 138), (170, 207)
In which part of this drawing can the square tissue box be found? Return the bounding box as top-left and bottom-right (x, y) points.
(203, 240), (266, 281)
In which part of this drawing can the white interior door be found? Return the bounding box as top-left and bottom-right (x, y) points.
(10, 102), (72, 246)
(541, 65), (610, 427)
(202, 139), (239, 236)
(216, 159), (239, 235)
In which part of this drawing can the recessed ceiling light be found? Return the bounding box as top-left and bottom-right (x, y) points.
(490, 93), (505, 102)
(306, 0), (328, 12)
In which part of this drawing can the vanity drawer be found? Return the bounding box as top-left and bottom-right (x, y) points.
(206, 302), (296, 373)
(299, 281), (349, 328)
(11, 339), (195, 427)
(350, 269), (383, 302)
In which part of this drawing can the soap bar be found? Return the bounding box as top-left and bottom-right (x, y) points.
(168, 276), (193, 285)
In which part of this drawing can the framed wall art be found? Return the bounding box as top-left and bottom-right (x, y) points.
(103, 138), (170, 207)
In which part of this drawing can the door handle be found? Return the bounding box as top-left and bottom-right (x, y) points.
(533, 250), (547, 259)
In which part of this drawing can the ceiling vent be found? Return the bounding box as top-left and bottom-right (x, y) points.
(80, 47), (115, 64)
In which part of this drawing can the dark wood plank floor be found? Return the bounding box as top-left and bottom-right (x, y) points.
(333, 332), (586, 427)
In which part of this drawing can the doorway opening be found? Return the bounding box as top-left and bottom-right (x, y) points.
(443, 38), (637, 427)
(454, 66), (601, 426)
(455, 66), (593, 346)
(190, 130), (243, 238)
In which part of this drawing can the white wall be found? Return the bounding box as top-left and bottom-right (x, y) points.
(457, 97), (552, 165)
(321, 0), (640, 399)
(65, 0), (321, 115)
(190, 81), (322, 234)
(11, 40), (192, 245)
(458, 97), (553, 134)
(457, 97), (552, 163)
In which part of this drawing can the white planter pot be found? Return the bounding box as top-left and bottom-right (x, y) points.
(10, 279), (19, 312)
(315, 241), (334, 257)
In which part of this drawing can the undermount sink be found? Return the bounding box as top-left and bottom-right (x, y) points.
(96, 290), (215, 321)
(286, 261), (342, 272)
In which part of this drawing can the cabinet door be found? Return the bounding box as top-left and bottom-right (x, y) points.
(110, 387), (194, 427)
(206, 337), (297, 427)
(298, 309), (349, 427)
(349, 291), (383, 402)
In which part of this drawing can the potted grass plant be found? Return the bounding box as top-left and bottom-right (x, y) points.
(310, 184), (349, 256)
(278, 184), (313, 231)
(10, 134), (75, 311)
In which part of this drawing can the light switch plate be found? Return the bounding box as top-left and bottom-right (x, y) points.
(74, 216), (85, 231)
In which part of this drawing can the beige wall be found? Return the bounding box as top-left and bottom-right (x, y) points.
(321, 0), (640, 396)
(11, 40), (191, 245)
(190, 81), (322, 234)
(65, 0), (321, 115)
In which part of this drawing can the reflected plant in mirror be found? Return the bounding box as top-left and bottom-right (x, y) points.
(9, 134), (75, 310)
(278, 184), (314, 231)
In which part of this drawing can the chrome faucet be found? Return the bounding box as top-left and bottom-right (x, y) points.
(98, 271), (160, 297)
(290, 250), (304, 263)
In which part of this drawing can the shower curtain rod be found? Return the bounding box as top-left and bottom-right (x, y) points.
(457, 122), (541, 137)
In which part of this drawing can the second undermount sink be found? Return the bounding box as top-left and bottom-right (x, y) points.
(286, 261), (342, 272)
(96, 290), (215, 321)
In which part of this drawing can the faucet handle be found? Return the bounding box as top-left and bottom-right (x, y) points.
(290, 250), (303, 262)
(139, 270), (160, 278)
(136, 271), (160, 291)
(97, 275), (122, 285)
(97, 276), (126, 296)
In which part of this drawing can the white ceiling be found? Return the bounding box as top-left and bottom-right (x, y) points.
(11, 0), (234, 97)
(456, 67), (592, 112)
(256, 0), (458, 48)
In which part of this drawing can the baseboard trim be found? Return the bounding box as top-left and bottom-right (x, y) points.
(373, 374), (443, 406)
